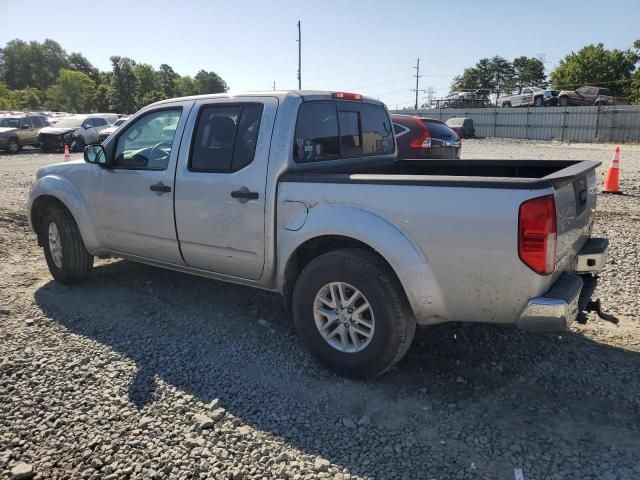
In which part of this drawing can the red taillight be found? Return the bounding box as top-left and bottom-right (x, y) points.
(410, 122), (431, 149)
(332, 92), (362, 101)
(518, 195), (557, 275)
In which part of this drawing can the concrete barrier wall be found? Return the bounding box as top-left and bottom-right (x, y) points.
(390, 105), (640, 143)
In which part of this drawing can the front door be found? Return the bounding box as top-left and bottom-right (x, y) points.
(92, 101), (194, 264)
(174, 97), (277, 280)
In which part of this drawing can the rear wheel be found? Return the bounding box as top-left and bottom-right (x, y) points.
(559, 96), (569, 107)
(533, 96), (544, 107)
(502, 102), (511, 108)
(40, 204), (93, 284)
(292, 249), (416, 378)
(8, 138), (21, 153)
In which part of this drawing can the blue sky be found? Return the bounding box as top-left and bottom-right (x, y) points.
(2, 0), (638, 108)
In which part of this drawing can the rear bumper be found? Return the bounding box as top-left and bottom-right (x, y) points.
(517, 237), (608, 332)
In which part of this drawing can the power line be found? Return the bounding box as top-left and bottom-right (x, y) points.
(296, 21), (301, 89)
(411, 58), (426, 111)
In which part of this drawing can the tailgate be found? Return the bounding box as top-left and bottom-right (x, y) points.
(551, 162), (599, 273)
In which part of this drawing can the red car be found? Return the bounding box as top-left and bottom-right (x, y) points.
(391, 114), (461, 159)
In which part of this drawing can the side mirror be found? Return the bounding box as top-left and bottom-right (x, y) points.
(84, 123), (94, 129)
(84, 144), (109, 166)
(22, 124), (31, 129)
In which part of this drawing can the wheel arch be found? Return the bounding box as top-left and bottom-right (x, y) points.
(277, 205), (448, 324)
(28, 177), (101, 252)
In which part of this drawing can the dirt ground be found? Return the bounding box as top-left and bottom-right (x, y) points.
(1, 140), (639, 480)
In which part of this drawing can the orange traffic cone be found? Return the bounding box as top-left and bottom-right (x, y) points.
(602, 146), (622, 194)
(63, 144), (71, 162)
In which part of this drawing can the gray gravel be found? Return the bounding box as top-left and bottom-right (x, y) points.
(1, 140), (639, 479)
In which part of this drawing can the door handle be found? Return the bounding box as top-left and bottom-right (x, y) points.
(231, 188), (259, 201)
(150, 182), (171, 193)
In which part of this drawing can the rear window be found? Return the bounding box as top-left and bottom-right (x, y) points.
(421, 120), (456, 139)
(294, 100), (394, 162)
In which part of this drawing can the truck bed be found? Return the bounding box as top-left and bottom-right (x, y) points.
(281, 159), (600, 190)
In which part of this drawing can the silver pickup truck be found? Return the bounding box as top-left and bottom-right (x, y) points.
(27, 90), (609, 378)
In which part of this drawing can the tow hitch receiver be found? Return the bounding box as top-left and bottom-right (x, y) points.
(576, 299), (619, 325)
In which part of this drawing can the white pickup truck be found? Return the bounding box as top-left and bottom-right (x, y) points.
(497, 87), (557, 108)
(27, 90), (611, 378)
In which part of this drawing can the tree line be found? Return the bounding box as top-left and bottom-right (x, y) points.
(0, 39), (228, 113)
(451, 40), (640, 103)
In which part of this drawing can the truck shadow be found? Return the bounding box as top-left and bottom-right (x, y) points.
(34, 259), (640, 478)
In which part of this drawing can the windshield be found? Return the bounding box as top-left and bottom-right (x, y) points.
(54, 117), (85, 128)
(531, 87), (544, 92)
(0, 118), (20, 128)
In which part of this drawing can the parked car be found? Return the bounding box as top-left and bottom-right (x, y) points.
(557, 86), (629, 107)
(0, 114), (51, 153)
(392, 114), (461, 159)
(497, 87), (558, 108)
(38, 114), (118, 152)
(445, 117), (475, 138)
(27, 90), (609, 378)
(98, 116), (130, 143)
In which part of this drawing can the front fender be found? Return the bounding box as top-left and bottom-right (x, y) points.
(28, 174), (102, 253)
(277, 204), (449, 325)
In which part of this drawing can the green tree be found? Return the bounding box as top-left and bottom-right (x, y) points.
(12, 88), (42, 110)
(451, 56), (515, 97)
(157, 64), (178, 98)
(550, 43), (638, 96)
(68, 52), (99, 82)
(0, 82), (13, 109)
(93, 83), (111, 112)
(194, 70), (228, 94)
(174, 75), (199, 97)
(46, 69), (96, 112)
(2, 38), (69, 89)
(134, 63), (164, 108)
(109, 56), (138, 113)
(629, 40), (640, 104)
(510, 57), (546, 92)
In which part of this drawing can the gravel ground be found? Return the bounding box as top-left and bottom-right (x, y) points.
(1, 140), (639, 480)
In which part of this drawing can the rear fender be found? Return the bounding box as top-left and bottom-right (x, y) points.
(278, 204), (449, 324)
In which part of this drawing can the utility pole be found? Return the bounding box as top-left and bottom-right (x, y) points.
(426, 86), (435, 107)
(273, 81), (276, 90)
(411, 58), (426, 111)
(297, 21), (302, 89)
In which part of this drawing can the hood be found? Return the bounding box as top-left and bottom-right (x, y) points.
(36, 159), (88, 179)
(0, 127), (19, 135)
(100, 126), (118, 135)
(39, 126), (78, 135)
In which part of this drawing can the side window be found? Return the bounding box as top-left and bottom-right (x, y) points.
(576, 86), (590, 95)
(113, 109), (182, 170)
(360, 104), (394, 155)
(338, 110), (361, 158)
(31, 117), (43, 128)
(21, 118), (33, 129)
(189, 103), (264, 172)
(93, 118), (108, 127)
(523, 88), (531, 94)
(293, 101), (339, 162)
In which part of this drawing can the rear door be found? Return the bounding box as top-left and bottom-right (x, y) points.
(173, 97), (278, 280)
(19, 117), (38, 145)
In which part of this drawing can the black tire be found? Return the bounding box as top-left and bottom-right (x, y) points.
(40, 204), (93, 284)
(559, 96), (569, 107)
(292, 248), (416, 378)
(502, 102), (511, 108)
(8, 138), (21, 153)
(533, 96), (544, 107)
(41, 144), (53, 153)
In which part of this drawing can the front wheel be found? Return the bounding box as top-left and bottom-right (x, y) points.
(72, 136), (85, 152)
(292, 249), (416, 378)
(534, 97), (544, 107)
(559, 97), (569, 107)
(41, 204), (93, 284)
(7, 138), (21, 153)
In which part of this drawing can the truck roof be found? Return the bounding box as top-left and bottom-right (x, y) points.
(147, 90), (386, 108)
